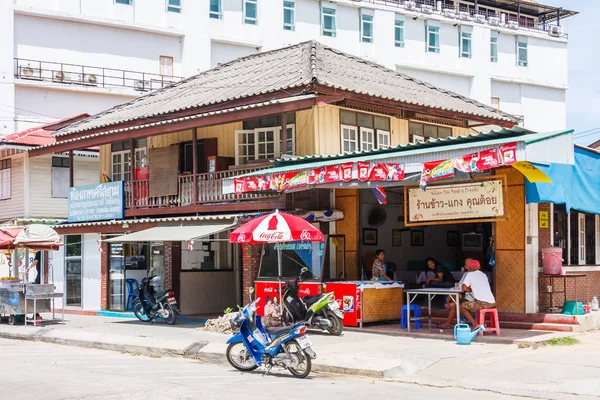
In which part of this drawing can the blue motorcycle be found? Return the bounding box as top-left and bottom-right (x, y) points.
(226, 291), (317, 379)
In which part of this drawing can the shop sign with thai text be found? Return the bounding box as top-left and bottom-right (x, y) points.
(407, 180), (504, 224)
(68, 181), (125, 223)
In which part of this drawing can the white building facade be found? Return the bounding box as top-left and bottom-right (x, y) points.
(0, 0), (574, 138)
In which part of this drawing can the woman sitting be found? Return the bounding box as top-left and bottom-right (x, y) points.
(422, 257), (456, 288)
(371, 249), (393, 282)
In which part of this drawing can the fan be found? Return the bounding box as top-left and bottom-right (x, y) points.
(368, 207), (387, 227)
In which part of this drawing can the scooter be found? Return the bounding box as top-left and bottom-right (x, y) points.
(282, 267), (344, 336)
(226, 288), (317, 379)
(132, 275), (178, 325)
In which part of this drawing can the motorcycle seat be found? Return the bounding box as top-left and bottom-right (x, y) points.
(302, 295), (323, 306)
(266, 325), (297, 337)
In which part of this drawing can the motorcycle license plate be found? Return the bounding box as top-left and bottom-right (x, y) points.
(297, 336), (312, 350)
(167, 297), (177, 305)
(329, 301), (340, 310)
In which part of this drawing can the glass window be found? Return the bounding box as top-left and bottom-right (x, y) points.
(235, 125), (295, 164)
(394, 18), (404, 48)
(490, 36), (498, 62)
(377, 130), (391, 149)
(409, 122), (452, 141)
(409, 122), (424, 137)
(167, 0), (181, 13)
(357, 113), (374, 129)
(426, 25), (440, 53)
(491, 97), (500, 109)
(322, 7), (336, 37)
(460, 31), (472, 58)
(424, 124), (438, 138)
(65, 235), (82, 308)
(209, 0), (221, 19)
(259, 241), (326, 280)
(517, 41), (528, 67)
(115, 0), (132, 4)
(340, 110), (356, 125)
(341, 125), (358, 153)
(283, 1), (295, 31)
(438, 127), (452, 138)
(374, 116), (390, 131)
(51, 157), (70, 198)
(244, 0), (258, 25)
(361, 14), (373, 43)
(360, 128), (375, 151)
(66, 235), (82, 257)
(0, 160), (10, 200)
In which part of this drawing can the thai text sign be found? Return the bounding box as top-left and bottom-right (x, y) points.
(408, 180), (504, 224)
(68, 181), (124, 222)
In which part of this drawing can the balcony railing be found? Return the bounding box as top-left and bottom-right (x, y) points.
(359, 0), (567, 38)
(124, 166), (280, 210)
(14, 58), (184, 92)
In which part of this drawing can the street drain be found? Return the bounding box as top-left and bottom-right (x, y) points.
(183, 341), (209, 359)
(31, 328), (52, 337)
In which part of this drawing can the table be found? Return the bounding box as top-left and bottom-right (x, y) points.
(538, 274), (588, 313)
(404, 288), (463, 332)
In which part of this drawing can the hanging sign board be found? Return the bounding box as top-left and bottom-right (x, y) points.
(405, 179), (505, 226)
(68, 181), (125, 222)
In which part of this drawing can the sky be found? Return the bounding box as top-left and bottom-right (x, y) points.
(551, 0), (600, 146)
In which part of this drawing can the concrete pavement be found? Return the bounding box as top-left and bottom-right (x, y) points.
(0, 314), (598, 399)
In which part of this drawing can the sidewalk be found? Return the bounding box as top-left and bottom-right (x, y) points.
(0, 314), (597, 399)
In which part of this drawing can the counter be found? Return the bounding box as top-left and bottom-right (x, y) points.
(325, 281), (404, 327)
(255, 280), (323, 317)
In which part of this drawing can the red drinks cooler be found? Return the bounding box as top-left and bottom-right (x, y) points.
(542, 247), (564, 275)
(254, 280), (322, 317)
(325, 282), (361, 327)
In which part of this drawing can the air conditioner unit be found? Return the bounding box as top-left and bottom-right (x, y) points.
(508, 20), (519, 29)
(421, 5), (434, 14)
(488, 16), (500, 26)
(83, 74), (98, 85)
(134, 80), (151, 91)
(458, 11), (470, 20)
(19, 66), (42, 80)
(53, 71), (72, 83)
(405, 1), (417, 11)
(443, 9), (456, 18)
(475, 14), (486, 24)
(549, 25), (563, 37)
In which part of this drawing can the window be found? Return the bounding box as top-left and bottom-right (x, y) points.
(0, 159), (10, 200)
(490, 36), (498, 62)
(426, 24), (440, 53)
(65, 235), (82, 307)
(235, 125), (295, 165)
(460, 31), (472, 58)
(360, 14), (373, 43)
(243, 0), (258, 25)
(409, 122), (452, 142)
(51, 157), (70, 198)
(115, 0), (132, 4)
(209, 0), (221, 19)
(283, 1), (295, 31)
(394, 17), (405, 47)
(491, 97), (500, 109)
(555, 206), (600, 266)
(339, 110), (391, 153)
(167, 0), (181, 13)
(110, 139), (147, 182)
(322, 7), (336, 37)
(181, 232), (234, 270)
(517, 40), (528, 67)
(578, 213), (586, 265)
(159, 56), (173, 76)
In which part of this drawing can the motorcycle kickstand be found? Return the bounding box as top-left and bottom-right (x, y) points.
(263, 365), (272, 377)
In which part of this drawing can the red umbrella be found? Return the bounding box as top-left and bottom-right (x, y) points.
(229, 211), (324, 244)
(0, 227), (23, 249)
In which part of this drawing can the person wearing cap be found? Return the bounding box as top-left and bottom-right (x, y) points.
(438, 259), (496, 329)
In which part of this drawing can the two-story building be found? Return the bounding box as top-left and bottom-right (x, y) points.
(28, 40), (529, 316)
(0, 114), (99, 307)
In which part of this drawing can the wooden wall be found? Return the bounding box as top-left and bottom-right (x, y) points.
(335, 189), (360, 280)
(494, 167), (526, 313)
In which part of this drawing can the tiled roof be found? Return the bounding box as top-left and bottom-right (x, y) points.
(55, 41), (518, 137)
(2, 114), (90, 146)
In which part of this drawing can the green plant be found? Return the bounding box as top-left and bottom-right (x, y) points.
(544, 337), (580, 346)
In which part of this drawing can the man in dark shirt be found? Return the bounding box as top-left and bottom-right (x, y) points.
(26, 251), (42, 284)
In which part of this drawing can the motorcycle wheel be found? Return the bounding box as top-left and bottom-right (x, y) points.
(226, 343), (258, 372)
(326, 312), (343, 336)
(132, 299), (151, 322)
(284, 340), (311, 379)
(163, 303), (177, 325)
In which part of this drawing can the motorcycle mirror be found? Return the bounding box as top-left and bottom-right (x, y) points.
(301, 267), (309, 274)
(248, 287), (255, 294)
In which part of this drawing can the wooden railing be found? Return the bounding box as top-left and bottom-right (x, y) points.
(124, 166), (279, 210)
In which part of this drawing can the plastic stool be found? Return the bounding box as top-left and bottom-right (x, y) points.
(125, 279), (140, 311)
(477, 308), (500, 336)
(400, 304), (423, 330)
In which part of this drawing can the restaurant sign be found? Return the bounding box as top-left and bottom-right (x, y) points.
(407, 180), (504, 225)
(68, 181), (125, 223)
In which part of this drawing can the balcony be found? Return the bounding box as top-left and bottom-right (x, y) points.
(14, 58), (184, 92)
(123, 166), (284, 216)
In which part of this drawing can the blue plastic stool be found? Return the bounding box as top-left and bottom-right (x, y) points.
(400, 304), (423, 330)
(125, 279), (140, 311)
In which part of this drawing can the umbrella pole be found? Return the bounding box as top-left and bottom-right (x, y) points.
(277, 246), (283, 316)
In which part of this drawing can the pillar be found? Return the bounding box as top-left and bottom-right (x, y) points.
(164, 241), (173, 290)
(100, 241), (108, 310)
(241, 244), (261, 305)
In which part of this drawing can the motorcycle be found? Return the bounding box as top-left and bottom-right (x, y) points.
(132, 275), (178, 325)
(226, 289), (316, 379)
(282, 267), (344, 336)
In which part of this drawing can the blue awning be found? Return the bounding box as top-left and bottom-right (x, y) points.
(526, 146), (600, 214)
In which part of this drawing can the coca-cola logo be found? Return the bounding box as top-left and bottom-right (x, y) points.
(299, 288), (311, 295)
(263, 287), (274, 293)
(237, 232), (248, 242)
(299, 230), (311, 240)
(258, 231), (285, 241)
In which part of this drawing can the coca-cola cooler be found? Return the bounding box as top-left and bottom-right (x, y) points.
(254, 280), (323, 317)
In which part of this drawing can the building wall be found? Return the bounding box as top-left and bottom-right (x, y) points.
(335, 189), (360, 280)
(180, 271), (237, 314)
(0, 153), (26, 220)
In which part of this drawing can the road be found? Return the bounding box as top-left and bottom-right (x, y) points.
(0, 339), (518, 400)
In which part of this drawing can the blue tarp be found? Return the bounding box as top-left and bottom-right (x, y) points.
(525, 146), (600, 214)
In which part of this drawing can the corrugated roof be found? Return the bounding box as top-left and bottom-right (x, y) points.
(52, 214), (246, 229)
(55, 41), (517, 137)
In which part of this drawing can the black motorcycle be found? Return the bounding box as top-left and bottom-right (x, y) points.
(132, 275), (178, 325)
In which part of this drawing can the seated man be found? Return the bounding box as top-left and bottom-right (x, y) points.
(438, 259), (496, 329)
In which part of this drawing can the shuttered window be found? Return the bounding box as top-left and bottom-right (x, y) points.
(51, 157), (70, 198)
(0, 159), (11, 200)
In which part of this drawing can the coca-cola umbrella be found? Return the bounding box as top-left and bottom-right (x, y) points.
(229, 210), (325, 300)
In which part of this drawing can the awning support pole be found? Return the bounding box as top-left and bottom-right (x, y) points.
(193, 127), (198, 205)
(68, 150), (74, 188)
(130, 138), (136, 208)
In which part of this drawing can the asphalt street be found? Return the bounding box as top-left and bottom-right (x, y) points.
(0, 338), (519, 400)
